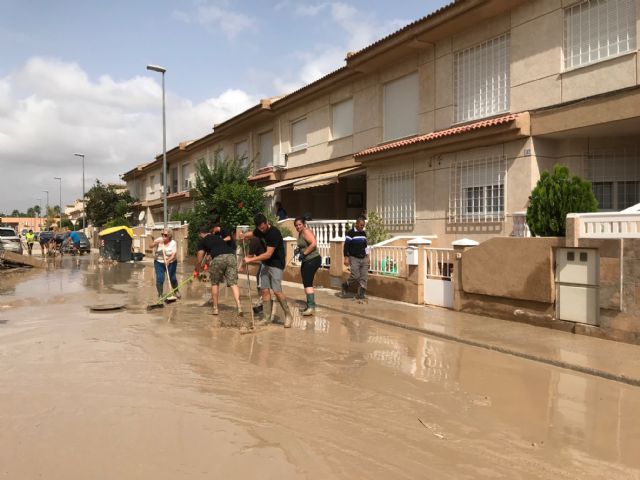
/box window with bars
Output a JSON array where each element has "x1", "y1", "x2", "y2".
[
  {"x1": 454, "y1": 34, "x2": 510, "y2": 123},
  {"x1": 564, "y1": 0, "x2": 636, "y2": 70},
  {"x1": 585, "y1": 149, "x2": 640, "y2": 210},
  {"x1": 449, "y1": 156, "x2": 507, "y2": 223},
  {"x1": 376, "y1": 170, "x2": 415, "y2": 228}
]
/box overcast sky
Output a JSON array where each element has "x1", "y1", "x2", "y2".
[{"x1": 0, "y1": 0, "x2": 450, "y2": 213}]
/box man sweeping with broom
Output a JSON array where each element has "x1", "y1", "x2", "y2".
[
  {"x1": 241, "y1": 213, "x2": 293, "y2": 328},
  {"x1": 195, "y1": 226, "x2": 246, "y2": 326}
]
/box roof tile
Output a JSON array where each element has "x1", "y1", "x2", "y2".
[{"x1": 354, "y1": 113, "x2": 519, "y2": 158}]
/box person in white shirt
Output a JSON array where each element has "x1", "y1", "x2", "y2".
[{"x1": 153, "y1": 229, "x2": 179, "y2": 299}]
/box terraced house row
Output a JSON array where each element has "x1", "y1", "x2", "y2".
[{"x1": 122, "y1": 0, "x2": 640, "y2": 246}]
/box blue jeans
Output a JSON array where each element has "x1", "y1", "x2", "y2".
[{"x1": 154, "y1": 260, "x2": 177, "y2": 296}]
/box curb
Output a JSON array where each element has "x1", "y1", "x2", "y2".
[{"x1": 318, "y1": 302, "x2": 640, "y2": 388}]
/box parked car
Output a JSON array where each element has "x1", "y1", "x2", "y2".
[
  {"x1": 0, "y1": 227, "x2": 23, "y2": 254},
  {"x1": 61, "y1": 232, "x2": 91, "y2": 255}
]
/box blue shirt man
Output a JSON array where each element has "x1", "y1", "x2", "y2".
[{"x1": 69, "y1": 231, "x2": 81, "y2": 247}]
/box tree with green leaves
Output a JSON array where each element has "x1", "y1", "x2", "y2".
[
  {"x1": 526, "y1": 164, "x2": 598, "y2": 237},
  {"x1": 178, "y1": 149, "x2": 267, "y2": 254},
  {"x1": 85, "y1": 180, "x2": 135, "y2": 228}
]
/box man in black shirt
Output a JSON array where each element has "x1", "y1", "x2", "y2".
[
  {"x1": 196, "y1": 226, "x2": 243, "y2": 319},
  {"x1": 241, "y1": 213, "x2": 293, "y2": 328},
  {"x1": 210, "y1": 221, "x2": 236, "y2": 250}
]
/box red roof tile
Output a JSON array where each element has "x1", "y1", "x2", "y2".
[{"x1": 354, "y1": 114, "x2": 519, "y2": 158}]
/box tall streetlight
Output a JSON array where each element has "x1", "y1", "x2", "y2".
[
  {"x1": 43, "y1": 190, "x2": 49, "y2": 221},
  {"x1": 54, "y1": 177, "x2": 62, "y2": 224},
  {"x1": 146, "y1": 64, "x2": 168, "y2": 227},
  {"x1": 36, "y1": 197, "x2": 42, "y2": 229},
  {"x1": 74, "y1": 153, "x2": 85, "y2": 230}
]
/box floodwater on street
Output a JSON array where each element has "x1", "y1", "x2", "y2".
[{"x1": 1, "y1": 255, "x2": 639, "y2": 479}]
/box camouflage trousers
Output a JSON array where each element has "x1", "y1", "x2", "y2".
[{"x1": 209, "y1": 253, "x2": 238, "y2": 286}]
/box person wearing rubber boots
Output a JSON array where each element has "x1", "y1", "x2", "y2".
[
  {"x1": 195, "y1": 226, "x2": 244, "y2": 319},
  {"x1": 241, "y1": 213, "x2": 293, "y2": 328},
  {"x1": 342, "y1": 215, "x2": 369, "y2": 301}
]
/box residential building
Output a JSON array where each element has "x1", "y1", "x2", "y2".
[{"x1": 123, "y1": 0, "x2": 640, "y2": 246}]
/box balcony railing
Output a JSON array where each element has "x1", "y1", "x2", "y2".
[{"x1": 306, "y1": 219, "x2": 352, "y2": 266}]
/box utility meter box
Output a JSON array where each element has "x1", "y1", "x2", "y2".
[
  {"x1": 406, "y1": 246, "x2": 419, "y2": 266},
  {"x1": 556, "y1": 248, "x2": 599, "y2": 325}
]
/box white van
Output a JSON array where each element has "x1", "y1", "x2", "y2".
[{"x1": 0, "y1": 227, "x2": 23, "y2": 254}]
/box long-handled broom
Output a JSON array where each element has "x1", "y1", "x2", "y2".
[{"x1": 239, "y1": 237, "x2": 256, "y2": 334}]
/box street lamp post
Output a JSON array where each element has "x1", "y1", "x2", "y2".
[
  {"x1": 146, "y1": 64, "x2": 168, "y2": 227},
  {"x1": 74, "y1": 153, "x2": 85, "y2": 230},
  {"x1": 43, "y1": 190, "x2": 49, "y2": 226},
  {"x1": 54, "y1": 177, "x2": 62, "y2": 225}
]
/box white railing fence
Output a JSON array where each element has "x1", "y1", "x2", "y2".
[
  {"x1": 571, "y1": 212, "x2": 640, "y2": 239},
  {"x1": 369, "y1": 245, "x2": 406, "y2": 277},
  {"x1": 425, "y1": 248, "x2": 454, "y2": 280},
  {"x1": 307, "y1": 219, "x2": 352, "y2": 266},
  {"x1": 511, "y1": 211, "x2": 531, "y2": 237}
]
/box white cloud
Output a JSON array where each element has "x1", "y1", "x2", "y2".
[
  {"x1": 0, "y1": 57, "x2": 258, "y2": 212},
  {"x1": 269, "y1": 2, "x2": 408, "y2": 93},
  {"x1": 173, "y1": 1, "x2": 256, "y2": 41}
]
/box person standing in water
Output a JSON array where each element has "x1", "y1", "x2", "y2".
[{"x1": 294, "y1": 217, "x2": 321, "y2": 316}]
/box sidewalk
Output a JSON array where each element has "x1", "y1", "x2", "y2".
[{"x1": 273, "y1": 280, "x2": 640, "y2": 387}]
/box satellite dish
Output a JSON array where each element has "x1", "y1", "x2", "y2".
[{"x1": 138, "y1": 211, "x2": 146, "y2": 222}]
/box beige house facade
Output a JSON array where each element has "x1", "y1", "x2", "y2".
[{"x1": 123, "y1": 0, "x2": 640, "y2": 246}]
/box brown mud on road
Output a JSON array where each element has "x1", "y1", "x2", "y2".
[{"x1": 1, "y1": 256, "x2": 640, "y2": 479}]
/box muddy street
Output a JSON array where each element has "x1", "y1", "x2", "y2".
[{"x1": 1, "y1": 256, "x2": 639, "y2": 479}]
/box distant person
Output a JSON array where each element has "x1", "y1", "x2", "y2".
[
  {"x1": 153, "y1": 229, "x2": 179, "y2": 299},
  {"x1": 342, "y1": 215, "x2": 369, "y2": 301},
  {"x1": 275, "y1": 202, "x2": 287, "y2": 221},
  {"x1": 25, "y1": 229, "x2": 35, "y2": 255},
  {"x1": 294, "y1": 217, "x2": 321, "y2": 316},
  {"x1": 195, "y1": 226, "x2": 243, "y2": 319},
  {"x1": 241, "y1": 213, "x2": 293, "y2": 327},
  {"x1": 69, "y1": 230, "x2": 81, "y2": 253}
]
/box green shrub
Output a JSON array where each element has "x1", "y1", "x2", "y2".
[{"x1": 526, "y1": 164, "x2": 598, "y2": 237}]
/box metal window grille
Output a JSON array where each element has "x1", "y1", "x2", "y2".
[
  {"x1": 564, "y1": 0, "x2": 636, "y2": 70},
  {"x1": 454, "y1": 33, "x2": 510, "y2": 123},
  {"x1": 377, "y1": 170, "x2": 415, "y2": 228},
  {"x1": 449, "y1": 155, "x2": 507, "y2": 223},
  {"x1": 585, "y1": 149, "x2": 640, "y2": 210}
]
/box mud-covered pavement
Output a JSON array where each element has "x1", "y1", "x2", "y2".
[{"x1": 1, "y1": 255, "x2": 639, "y2": 479}]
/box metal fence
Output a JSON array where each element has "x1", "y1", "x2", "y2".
[
  {"x1": 425, "y1": 248, "x2": 454, "y2": 280},
  {"x1": 369, "y1": 245, "x2": 406, "y2": 277}
]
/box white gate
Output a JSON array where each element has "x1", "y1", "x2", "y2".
[{"x1": 424, "y1": 248, "x2": 454, "y2": 308}]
